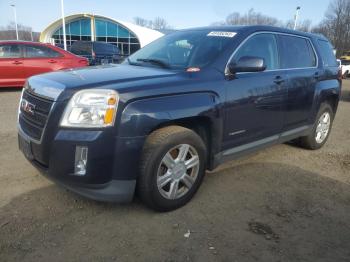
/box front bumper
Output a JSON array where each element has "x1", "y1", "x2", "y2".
[{"x1": 18, "y1": 127, "x2": 146, "y2": 203}]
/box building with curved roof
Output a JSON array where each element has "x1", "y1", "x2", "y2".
[{"x1": 40, "y1": 14, "x2": 164, "y2": 56}]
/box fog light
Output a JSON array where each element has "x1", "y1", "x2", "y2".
[{"x1": 74, "y1": 146, "x2": 88, "y2": 176}]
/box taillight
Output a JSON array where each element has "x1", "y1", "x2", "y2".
[{"x1": 79, "y1": 59, "x2": 89, "y2": 66}]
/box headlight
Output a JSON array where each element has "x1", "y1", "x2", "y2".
[{"x1": 60, "y1": 89, "x2": 119, "y2": 128}]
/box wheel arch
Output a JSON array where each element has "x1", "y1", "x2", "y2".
[{"x1": 118, "y1": 92, "x2": 223, "y2": 170}]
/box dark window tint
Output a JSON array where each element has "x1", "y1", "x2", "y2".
[
  {"x1": 94, "y1": 42, "x2": 120, "y2": 55},
  {"x1": 24, "y1": 45, "x2": 61, "y2": 58},
  {"x1": 317, "y1": 40, "x2": 338, "y2": 67},
  {"x1": 233, "y1": 33, "x2": 279, "y2": 70},
  {"x1": 70, "y1": 42, "x2": 92, "y2": 55},
  {"x1": 279, "y1": 35, "x2": 316, "y2": 69},
  {"x1": 0, "y1": 44, "x2": 21, "y2": 58}
]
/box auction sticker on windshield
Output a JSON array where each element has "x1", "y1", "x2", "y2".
[{"x1": 207, "y1": 31, "x2": 237, "y2": 37}]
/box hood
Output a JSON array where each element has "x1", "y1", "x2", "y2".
[{"x1": 26, "y1": 64, "x2": 177, "y2": 101}]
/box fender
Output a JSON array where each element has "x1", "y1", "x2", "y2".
[
  {"x1": 118, "y1": 92, "x2": 222, "y2": 138},
  {"x1": 311, "y1": 77, "x2": 340, "y2": 123}
]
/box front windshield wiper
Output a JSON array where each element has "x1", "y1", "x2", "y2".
[
  {"x1": 127, "y1": 57, "x2": 142, "y2": 66},
  {"x1": 136, "y1": 58, "x2": 170, "y2": 69}
]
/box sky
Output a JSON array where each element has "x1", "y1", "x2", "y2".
[{"x1": 0, "y1": 0, "x2": 332, "y2": 32}]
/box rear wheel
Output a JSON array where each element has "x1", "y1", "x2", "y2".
[
  {"x1": 138, "y1": 126, "x2": 206, "y2": 211},
  {"x1": 299, "y1": 103, "x2": 334, "y2": 150}
]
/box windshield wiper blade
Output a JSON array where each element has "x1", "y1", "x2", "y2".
[
  {"x1": 137, "y1": 58, "x2": 170, "y2": 68},
  {"x1": 127, "y1": 57, "x2": 142, "y2": 66}
]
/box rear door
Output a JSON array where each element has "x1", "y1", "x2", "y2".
[
  {"x1": 22, "y1": 44, "x2": 63, "y2": 78},
  {"x1": 278, "y1": 34, "x2": 319, "y2": 131},
  {"x1": 0, "y1": 44, "x2": 24, "y2": 87}
]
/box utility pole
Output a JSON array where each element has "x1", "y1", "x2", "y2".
[
  {"x1": 294, "y1": 6, "x2": 301, "y2": 30},
  {"x1": 10, "y1": 4, "x2": 19, "y2": 40},
  {"x1": 60, "y1": 0, "x2": 67, "y2": 50}
]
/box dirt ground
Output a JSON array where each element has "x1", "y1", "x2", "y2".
[{"x1": 0, "y1": 81, "x2": 350, "y2": 262}]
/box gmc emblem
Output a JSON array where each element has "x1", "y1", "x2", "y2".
[{"x1": 20, "y1": 99, "x2": 36, "y2": 115}]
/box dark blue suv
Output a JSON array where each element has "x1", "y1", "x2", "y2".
[{"x1": 18, "y1": 26, "x2": 341, "y2": 211}]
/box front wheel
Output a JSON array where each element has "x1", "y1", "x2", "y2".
[
  {"x1": 138, "y1": 126, "x2": 207, "y2": 211},
  {"x1": 299, "y1": 103, "x2": 334, "y2": 150}
]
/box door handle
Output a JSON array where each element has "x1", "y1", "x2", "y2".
[
  {"x1": 48, "y1": 60, "x2": 57, "y2": 64},
  {"x1": 274, "y1": 76, "x2": 285, "y2": 85},
  {"x1": 12, "y1": 61, "x2": 22, "y2": 65}
]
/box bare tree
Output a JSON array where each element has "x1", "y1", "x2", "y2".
[
  {"x1": 133, "y1": 17, "x2": 151, "y2": 28},
  {"x1": 285, "y1": 19, "x2": 312, "y2": 32},
  {"x1": 214, "y1": 9, "x2": 281, "y2": 26},
  {"x1": 313, "y1": 0, "x2": 350, "y2": 56},
  {"x1": 152, "y1": 17, "x2": 169, "y2": 30},
  {"x1": 0, "y1": 22, "x2": 39, "y2": 41},
  {"x1": 133, "y1": 17, "x2": 172, "y2": 30}
]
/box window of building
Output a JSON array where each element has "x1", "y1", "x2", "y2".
[{"x1": 51, "y1": 17, "x2": 141, "y2": 56}]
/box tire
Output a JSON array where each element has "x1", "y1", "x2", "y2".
[
  {"x1": 138, "y1": 126, "x2": 207, "y2": 211},
  {"x1": 299, "y1": 103, "x2": 334, "y2": 150}
]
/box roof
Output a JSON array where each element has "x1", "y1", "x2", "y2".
[
  {"x1": 40, "y1": 14, "x2": 164, "y2": 47},
  {"x1": 178, "y1": 25, "x2": 327, "y2": 40}
]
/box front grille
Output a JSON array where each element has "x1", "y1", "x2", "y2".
[{"x1": 19, "y1": 90, "x2": 54, "y2": 141}]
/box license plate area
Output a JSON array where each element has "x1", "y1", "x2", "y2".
[{"x1": 18, "y1": 134, "x2": 34, "y2": 160}]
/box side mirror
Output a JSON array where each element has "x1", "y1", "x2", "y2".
[{"x1": 228, "y1": 56, "x2": 266, "y2": 74}]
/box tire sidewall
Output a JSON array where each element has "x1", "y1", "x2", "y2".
[
  {"x1": 141, "y1": 130, "x2": 206, "y2": 211},
  {"x1": 310, "y1": 103, "x2": 334, "y2": 149}
]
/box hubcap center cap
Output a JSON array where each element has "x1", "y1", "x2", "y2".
[{"x1": 172, "y1": 163, "x2": 186, "y2": 179}]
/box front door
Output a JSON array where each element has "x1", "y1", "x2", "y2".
[{"x1": 223, "y1": 33, "x2": 288, "y2": 151}]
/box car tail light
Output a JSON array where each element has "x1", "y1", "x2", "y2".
[{"x1": 79, "y1": 59, "x2": 89, "y2": 66}]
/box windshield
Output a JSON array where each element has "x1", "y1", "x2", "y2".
[{"x1": 126, "y1": 30, "x2": 235, "y2": 70}]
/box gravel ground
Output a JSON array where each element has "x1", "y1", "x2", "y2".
[{"x1": 0, "y1": 81, "x2": 350, "y2": 262}]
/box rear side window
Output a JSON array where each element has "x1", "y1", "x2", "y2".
[
  {"x1": 71, "y1": 42, "x2": 92, "y2": 55},
  {"x1": 233, "y1": 33, "x2": 279, "y2": 70},
  {"x1": 317, "y1": 40, "x2": 338, "y2": 67},
  {"x1": 94, "y1": 42, "x2": 110, "y2": 53},
  {"x1": 24, "y1": 45, "x2": 61, "y2": 58},
  {"x1": 279, "y1": 35, "x2": 316, "y2": 69},
  {"x1": 94, "y1": 42, "x2": 119, "y2": 54},
  {"x1": 0, "y1": 44, "x2": 21, "y2": 58}
]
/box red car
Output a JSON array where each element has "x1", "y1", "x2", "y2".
[{"x1": 0, "y1": 41, "x2": 89, "y2": 88}]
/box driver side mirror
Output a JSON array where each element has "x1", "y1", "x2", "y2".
[{"x1": 228, "y1": 56, "x2": 266, "y2": 74}]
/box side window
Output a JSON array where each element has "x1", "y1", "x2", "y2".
[
  {"x1": 24, "y1": 45, "x2": 61, "y2": 58},
  {"x1": 233, "y1": 33, "x2": 279, "y2": 70},
  {"x1": 279, "y1": 35, "x2": 317, "y2": 69},
  {"x1": 317, "y1": 40, "x2": 338, "y2": 67},
  {"x1": 0, "y1": 44, "x2": 21, "y2": 58}
]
